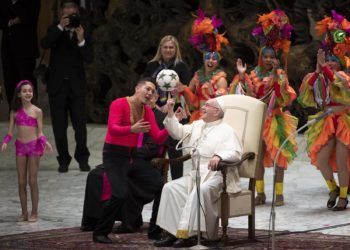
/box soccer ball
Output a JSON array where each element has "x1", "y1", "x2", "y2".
[{"x1": 156, "y1": 69, "x2": 179, "y2": 92}]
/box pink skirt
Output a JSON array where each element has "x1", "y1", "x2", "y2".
[{"x1": 15, "y1": 137, "x2": 46, "y2": 157}]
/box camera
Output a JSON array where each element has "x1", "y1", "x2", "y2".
[{"x1": 67, "y1": 13, "x2": 80, "y2": 28}]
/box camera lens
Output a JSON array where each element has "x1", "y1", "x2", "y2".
[{"x1": 68, "y1": 13, "x2": 80, "y2": 28}]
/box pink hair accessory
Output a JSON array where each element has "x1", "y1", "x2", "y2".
[{"x1": 15, "y1": 80, "x2": 33, "y2": 90}]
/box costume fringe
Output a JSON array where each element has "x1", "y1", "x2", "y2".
[
  {"x1": 307, "y1": 110, "x2": 350, "y2": 171},
  {"x1": 263, "y1": 109, "x2": 298, "y2": 169}
]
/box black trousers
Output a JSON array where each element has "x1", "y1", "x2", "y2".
[
  {"x1": 93, "y1": 143, "x2": 163, "y2": 237},
  {"x1": 48, "y1": 80, "x2": 90, "y2": 166},
  {"x1": 167, "y1": 137, "x2": 183, "y2": 180},
  {"x1": 81, "y1": 164, "x2": 106, "y2": 229}
]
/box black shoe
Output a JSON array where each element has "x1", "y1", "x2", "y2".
[
  {"x1": 112, "y1": 223, "x2": 134, "y2": 234},
  {"x1": 135, "y1": 215, "x2": 143, "y2": 228},
  {"x1": 332, "y1": 198, "x2": 348, "y2": 211},
  {"x1": 58, "y1": 164, "x2": 68, "y2": 173},
  {"x1": 79, "y1": 163, "x2": 91, "y2": 172},
  {"x1": 92, "y1": 235, "x2": 113, "y2": 244},
  {"x1": 327, "y1": 186, "x2": 340, "y2": 209},
  {"x1": 154, "y1": 234, "x2": 177, "y2": 247},
  {"x1": 148, "y1": 224, "x2": 162, "y2": 240},
  {"x1": 173, "y1": 238, "x2": 196, "y2": 248}
]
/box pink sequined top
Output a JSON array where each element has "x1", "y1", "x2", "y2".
[{"x1": 15, "y1": 108, "x2": 38, "y2": 127}]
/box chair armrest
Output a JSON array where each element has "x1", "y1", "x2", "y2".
[
  {"x1": 151, "y1": 154, "x2": 192, "y2": 168},
  {"x1": 218, "y1": 152, "x2": 255, "y2": 169},
  {"x1": 219, "y1": 152, "x2": 256, "y2": 195}
]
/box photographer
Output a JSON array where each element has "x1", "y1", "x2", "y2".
[{"x1": 41, "y1": 0, "x2": 92, "y2": 173}]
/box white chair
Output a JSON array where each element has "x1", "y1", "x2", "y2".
[
  {"x1": 217, "y1": 95, "x2": 266, "y2": 242},
  {"x1": 152, "y1": 95, "x2": 266, "y2": 243}
]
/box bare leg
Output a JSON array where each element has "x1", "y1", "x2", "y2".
[
  {"x1": 275, "y1": 167, "x2": 284, "y2": 183},
  {"x1": 28, "y1": 156, "x2": 40, "y2": 221},
  {"x1": 316, "y1": 137, "x2": 340, "y2": 208},
  {"x1": 256, "y1": 143, "x2": 266, "y2": 180},
  {"x1": 16, "y1": 156, "x2": 28, "y2": 221},
  {"x1": 275, "y1": 167, "x2": 284, "y2": 206},
  {"x1": 335, "y1": 139, "x2": 349, "y2": 187},
  {"x1": 255, "y1": 143, "x2": 266, "y2": 205},
  {"x1": 334, "y1": 139, "x2": 349, "y2": 209},
  {"x1": 316, "y1": 137, "x2": 335, "y2": 181}
]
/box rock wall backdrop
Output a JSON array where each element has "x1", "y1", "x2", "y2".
[{"x1": 2, "y1": 0, "x2": 349, "y2": 126}]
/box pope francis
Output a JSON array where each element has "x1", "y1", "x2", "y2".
[{"x1": 154, "y1": 97, "x2": 243, "y2": 248}]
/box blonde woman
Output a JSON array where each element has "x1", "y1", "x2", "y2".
[{"x1": 143, "y1": 35, "x2": 191, "y2": 180}]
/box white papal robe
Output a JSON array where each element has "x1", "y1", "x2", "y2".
[{"x1": 156, "y1": 115, "x2": 243, "y2": 240}]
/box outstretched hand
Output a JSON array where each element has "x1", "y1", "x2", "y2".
[
  {"x1": 236, "y1": 58, "x2": 247, "y2": 75},
  {"x1": 131, "y1": 119, "x2": 150, "y2": 133}
]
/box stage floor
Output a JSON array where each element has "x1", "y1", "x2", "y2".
[{"x1": 0, "y1": 122, "x2": 349, "y2": 237}]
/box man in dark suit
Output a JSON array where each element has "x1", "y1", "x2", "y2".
[
  {"x1": 41, "y1": 0, "x2": 92, "y2": 172},
  {"x1": 0, "y1": 0, "x2": 40, "y2": 106}
]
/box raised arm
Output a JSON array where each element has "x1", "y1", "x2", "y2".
[{"x1": 163, "y1": 99, "x2": 192, "y2": 140}]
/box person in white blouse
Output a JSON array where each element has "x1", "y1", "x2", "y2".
[{"x1": 154, "y1": 97, "x2": 243, "y2": 248}]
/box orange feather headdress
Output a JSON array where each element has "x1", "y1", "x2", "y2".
[
  {"x1": 316, "y1": 10, "x2": 350, "y2": 69},
  {"x1": 189, "y1": 9, "x2": 229, "y2": 54},
  {"x1": 252, "y1": 9, "x2": 293, "y2": 70}
]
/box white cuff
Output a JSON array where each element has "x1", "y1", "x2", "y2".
[
  {"x1": 78, "y1": 39, "x2": 85, "y2": 47},
  {"x1": 57, "y1": 24, "x2": 64, "y2": 31}
]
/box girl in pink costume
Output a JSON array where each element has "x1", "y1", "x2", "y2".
[{"x1": 1, "y1": 80, "x2": 52, "y2": 222}]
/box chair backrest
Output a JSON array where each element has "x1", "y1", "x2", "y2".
[{"x1": 218, "y1": 95, "x2": 266, "y2": 178}]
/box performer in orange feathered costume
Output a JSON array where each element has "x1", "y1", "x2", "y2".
[
  {"x1": 229, "y1": 9, "x2": 298, "y2": 206},
  {"x1": 177, "y1": 9, "x2": 228, "y2": 123},
  {"x1": 298, "y1": 10, "x2": 350, "y2": 211}
]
